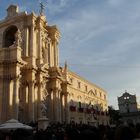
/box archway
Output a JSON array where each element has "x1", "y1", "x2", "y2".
[{"x1": 3, "y1": 25, "x2": 18, "y2": 48}]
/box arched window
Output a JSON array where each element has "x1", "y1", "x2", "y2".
[{"x1": 3, "y1": 25, "x2": 18, "y2": 48}]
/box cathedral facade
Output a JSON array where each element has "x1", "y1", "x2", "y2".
[
  {"x1": 0, "y1": 5, "x2": 109, "y2": 125},
  {"x1": 118, "y1": 91, "x2": 140, "y2": 124}
]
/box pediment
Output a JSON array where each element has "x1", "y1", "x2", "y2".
[{"x1": 88, "y1": 90, "x2": 96, "y2": 96}]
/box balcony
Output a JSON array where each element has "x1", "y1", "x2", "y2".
[{"x1": 0, "y1": 46, "x2": 22, "y2": 62}]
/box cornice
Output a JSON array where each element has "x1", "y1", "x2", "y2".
[
  {"x1": 67, "y1": 70, "x2": 107, "y2": 93},
  {"x1": 0, "y1": 12, "x2": 27, "y2": 28},
  {"x1": 68, "y1": 85, "x2": 107, "y2": 102}
]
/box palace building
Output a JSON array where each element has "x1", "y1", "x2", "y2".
[{"x1": 0, "y1": 5, "x2": 109, "y2": 125}]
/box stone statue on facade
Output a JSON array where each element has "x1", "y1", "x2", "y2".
[
  {"x1": 38, "y1": 100, "x2": 49, "y2": 130},
  {"x1": 38, "y1": 88, "x2": 49, "y2": 130},
  {"x1": 14, "y1": 29, "x2": 22, "y2": 47},
  {"x1": 40, "y1": 101, "x2": 47, "y2": 117},
  {"x1": 40, "y1": 86, "x2": 49, "y2": 117}
]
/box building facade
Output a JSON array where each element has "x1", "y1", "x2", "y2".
[
  {"x1": 66, "y1": 70, "x2": 109, "y2": 125},
  {"x1": 0, "y1": 5, "x2": 109, "y2": 125},
  {"x1": 118, "y1": 91, "x2": 140, "y2": 124},
  {"x1": 118, "y1": 91, "x2": 138, "y2": 113}
]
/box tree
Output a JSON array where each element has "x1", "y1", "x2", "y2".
[{"x1": 108, "y1": 106, "x2": 121, "y2": 125}]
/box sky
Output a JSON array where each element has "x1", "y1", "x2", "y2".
[{"x1": 0, "y1": 0, "x2": 140, "y2": 109}]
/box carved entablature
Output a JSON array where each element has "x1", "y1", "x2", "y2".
[
  {"x1": 88, "y1": 90, "x2": 96, "y2": 96},
  {"x1": 38, "y1": 63, "x2": 49, "y2": 72},
  {"x1": 35, "y1": 15, "x2": 47, "y2": 30},
  {"x1": 41, "y1": 28, "x2": 48, "y2": 42},
  {"x1": 47, "y1": 25, "x2": 60, "y2": 43},
  {"x1": 27, "y1": 79, "x2": 36, "y2": 86},
  {"x1": 0, "y1": 74, "x2": 21, "y2": 80}
]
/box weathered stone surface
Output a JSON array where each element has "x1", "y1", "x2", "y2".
[{"x1": 0, "y1": 5, "x2": 109, "y2": 126}]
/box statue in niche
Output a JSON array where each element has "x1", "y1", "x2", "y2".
[
  {"x1": 42, "y1": 40, "x2": 49, "y2": 64},
  {"x1": 42, "y1": 46, "x2": 48, "y2": 63},
  {"x1": 41, "y1": 29, "x2": 49, "y2": 63},
  {"x1": 41, "y1": 29, "x2": 48, "y2": 42},
  {"x1": 14, "y1": 29, "x2": 22, "y2": 47}
]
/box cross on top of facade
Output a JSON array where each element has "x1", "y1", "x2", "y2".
[{"x1": 39, "y1": 1, "x2": 47, "y2": 16}]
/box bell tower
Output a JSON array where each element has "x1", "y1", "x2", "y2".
[{"x1": 0, "y1": 5, "x2": 26, "y2": 122}]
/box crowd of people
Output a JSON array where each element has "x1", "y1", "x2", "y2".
[{"x1": 0, "y1": 122, "x2": 140, "y2": 140}]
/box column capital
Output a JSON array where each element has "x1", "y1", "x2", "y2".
[
  {"x1": 61, "y1": 92, "x2": 69, "y2": 96},
  {"x1": 28, "y1": 80, "x2": 36, "y2": 86},
  {"x1": 52, "y1": 87, "x2": 62, "y2": 93},
  {"x1": 12, "y1": 74, "x2": 22, "y2": 82}
]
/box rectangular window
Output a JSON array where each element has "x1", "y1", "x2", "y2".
[
  {"x1": 78, "y1": 81, "x2": 81, "y2": 88},
  {"x1": 95, "y1": 89, "x2": 97, "y2": 96},
  {"x1": 104, "y1": 94, "x2": 106, "y2": 100},
  {"x1": 85, "y1": 85, "x2": 87, "y2": 92},
  {"x1": 70, "y1": 78, "x2": 73, "y2": 84},
  {"x1": 100, "y1": 92, "x2": 102, "y2": 98}
]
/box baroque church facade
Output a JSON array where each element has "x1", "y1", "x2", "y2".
[
  {"x1": 118, "y1": 91, "x2": 140, "y2": 124},
  {"x1": 0, "y1": 5, "x2": 109, "y2": 125}
]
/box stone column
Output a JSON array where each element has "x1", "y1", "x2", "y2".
[
  {"x1": 51, "y1": 89, "x2": 56, "y2": 121},
  {"x1": 66, "y1": 93, "x2": 70, "y2": 123},
  {"x1": 37, "y1": 82, "x2": 43, "y2": 119},
  {"x1": 24, "y1": 27, "x2": 29, "y2": 56},
  {"x1": 53, "y1": 88, "x2": 61, "y2": 122},
  {"x1": 49, "y1": 43, "x2": 52, "y2": 67},
  {"x1": 39, "y1": 30, "x2": 43, "y2": 61},
  {"x1": 61, "y1": 94, "x2": 64, "y2": 122},
  {"x1": 34, "y1": 85, "x2": 38, "y2": 121},
  {"x1": 30, "y1": 23, "x2": 35, "y2": 57},
  {"x1": 9, "y1": 80, "x2": 14, "y2": 119},
  {"x1": 22, "y1": 84, "x2": 28, "y2": 122},
  {"x1": 54, "y1": 42, "x2": 59, "y2": 67},
  {"x1": 54, "y1": 42, "x2": 56, "y2": 67},
  {"x1": 0, "y1": 77, "x2": 3, "y2": 122},
  {"x1": 48, "y1": 90, "x2": 53, "y2": 121},
  {"x1": 12, "y1": 77, "x2": 20, "y2": 119},
  {"x1": 28, "y1": 81, "x2": 35, "y2": 122},
  {"x1": 36, "y1": 26, "x2": 44, "y2": 65},
  {"x1": 64, "y1": 93, "x2": 68, "y2": 123},
  {"x1": 58, "y1": 90, "x2": 62, "y2": 122},
  {"x1": 1, "y1": 77, "x2": 9, "y2": 122}
]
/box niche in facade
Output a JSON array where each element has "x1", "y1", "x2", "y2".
[{"x1": 3, "y1": 25, "x2": 18, "y2": 48}]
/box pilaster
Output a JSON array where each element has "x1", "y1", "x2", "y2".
[
  {"x1": 12, "y1": 76, "x2": 20, "y2": 119},
  {"x1": 30, "y1": 14, "x2": 36, "y2": 58},
  {"x1": 47, "y1": 25, "x2": 60, "y2": 67},
  {"x1": 37, "y1": 81, "x2": 43, "y2": 119},
  {"x1": 64, "y1": 93, "x2": 68, "y2": 123},
  {"x1": 28, "y1": 80, "x2": 35, "y2": 122},
  {"x1": 36, "y1": 16, "x2": 47, "y2": 65},
  {"x1": 52, "y1": 88, "x2": 62, "y2": 122},
  {"x1": 24, "y1": 26, "x2": 29, "y2": 56},
  {"x1": 0, "y1": 78, "x2": 3, "y2": 122}
]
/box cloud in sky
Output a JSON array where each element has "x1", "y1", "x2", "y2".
[
  {"x1": 51, "y1": 0, "x2": 140, "y2": 108},
  {"x1": 1, "y1": 0, "x2": 140, "y2": 109}
]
